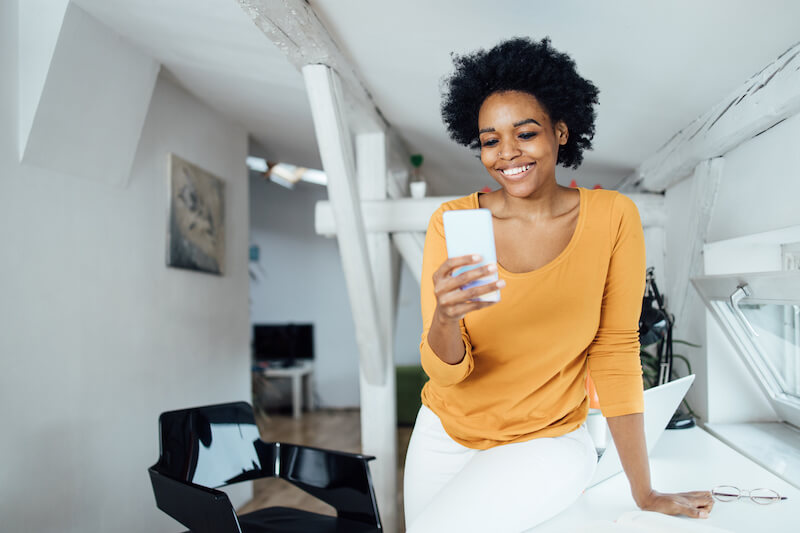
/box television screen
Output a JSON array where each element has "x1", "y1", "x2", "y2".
[{"x1": 252, "y1": 324, "x2": 313, "y2": 362}]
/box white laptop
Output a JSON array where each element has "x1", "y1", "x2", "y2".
[{"x1": 588, "y1": 374, "x2": 695, "y2": 487}]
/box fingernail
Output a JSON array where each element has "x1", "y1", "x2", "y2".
[
  {"x1": 472, "y1": 254, "x2": 481, "y2": 261},
  {"x1": 699, "y1": 511, "x2": 708, "y2": 519},
  {"x1": 487, "y1": 263, "x2": 497, "y2": 272},
  {"x1": 497, "y1": 280, "x2": 506, "y2": 288}
]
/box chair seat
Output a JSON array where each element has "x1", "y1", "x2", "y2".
[{"x1": 180, "y1": 506, "x2": 380, "y2": 533}]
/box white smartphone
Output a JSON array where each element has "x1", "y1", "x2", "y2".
[{"x1": 442, "y1": 208, "x2": 500, "y2": 302}]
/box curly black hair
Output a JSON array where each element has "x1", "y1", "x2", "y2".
[{"x1": 441, "y1": 37, "x2": 599, "y2": 169}]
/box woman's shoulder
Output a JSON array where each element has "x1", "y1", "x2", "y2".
[
  {"x1": 427, "y1": 192, "x2": 480, "y2": 233},
  {"x1": 439, "y1": 192, "x2": 479, "y2": 212},
  {"x1": 584, "y1": 188, "x2": 640, "y2": 217}
]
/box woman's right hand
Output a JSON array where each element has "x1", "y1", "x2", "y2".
[{"x1": 432, "y1": 254, "x2": 505, "y2": 323}]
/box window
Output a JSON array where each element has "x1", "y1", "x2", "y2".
[{"x1": 692, "y1": 271, "x2": 800, "y2": 427}]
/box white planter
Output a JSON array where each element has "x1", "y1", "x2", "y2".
[{"x1": 410, "y1": 181, "x2": 427, "y2": 198}]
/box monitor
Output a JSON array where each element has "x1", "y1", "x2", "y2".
[{"x1": 252, "y1": 323, "x2": 314, "y2": 363}]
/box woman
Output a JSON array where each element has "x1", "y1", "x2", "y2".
[{"x1": 403, "y1": 37, "x2": 714, "y2": 532}]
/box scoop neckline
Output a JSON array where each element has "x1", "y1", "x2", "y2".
[{"x1": 473, "y1": 187, "x2": 586, "y2": 278}]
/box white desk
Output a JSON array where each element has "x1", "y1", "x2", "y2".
[
  {"x1": 531, "y1": 427, "x2": 800, "y2": 532},
  {"x1": 260, "y1": 360, "x2": 314, "y2": 419}
]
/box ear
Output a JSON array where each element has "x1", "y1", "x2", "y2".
[{"x1": 555, "y1": 121, "x2": 569, "y2": 146}]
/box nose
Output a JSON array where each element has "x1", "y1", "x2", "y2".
[{"x1": 497, "y1": 137, "x2": 521, "y2": 159}]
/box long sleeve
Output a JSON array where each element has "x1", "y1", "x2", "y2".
[
  {"x1": 587, "y1": 193, "x2": 647, "y2": 417},
  {"x1": 418, "y1": 207, "x2": 475, "y2": 387}
]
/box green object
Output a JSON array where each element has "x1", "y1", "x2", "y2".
[
  {"x1": 396, "y1": 365, "x2": 429, "y2": 425},
  {"x1": 410, "y1": 154, "x2": 424, "y2": 168}
]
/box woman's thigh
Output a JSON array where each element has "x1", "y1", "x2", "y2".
[
  {"x1": 405, "y1": 418, "x2": 597, "y2": 533},
  {"x1": 403, "y1": 405, "x2": 478, "y2": 525}
]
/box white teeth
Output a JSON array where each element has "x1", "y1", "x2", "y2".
[{"x1": 500, "y1": 164, "x2": 532, "y2": 176}]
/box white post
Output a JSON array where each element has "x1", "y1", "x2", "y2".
[
  {"x1": 356, "y1": 131, "x2": 399, "y2": 533},
  {"x1": 302, "y1": 64, "x2": 386, "y2": 385}
]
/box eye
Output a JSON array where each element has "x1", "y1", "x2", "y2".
[
  {"x1": 519, "y1": 132, "x2": 537, "y2": 140},
  {"x1": 481, "y1": 139, "x2": 498, "y2": 147}
]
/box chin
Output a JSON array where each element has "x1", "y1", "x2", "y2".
[{"x1": 499, "y1": 179, "x2": 540, "y2": 197}]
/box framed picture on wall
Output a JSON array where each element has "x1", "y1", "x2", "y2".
[{"x1": 166, "y1": 153, "x2": 225, "y2": 275}]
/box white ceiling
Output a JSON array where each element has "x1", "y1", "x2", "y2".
[{"x1": 74, "y1": 0, "x2": 800, "y2": 194}]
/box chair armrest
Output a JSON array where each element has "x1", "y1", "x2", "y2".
[
  {"x1": 263, "y1": 443, "x2": 381, "y2": 528},
  {"x1": 148, "y1": 467, "x2": 240, "y2": 533}
]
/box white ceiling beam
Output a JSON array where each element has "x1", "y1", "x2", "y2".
[
  {"x1": 315, "y1": 193, "x2": 666, "y2": 235},
  {"x1": 620, "y1": 42, "x2": 800, "y2": 193},
  {"x1": 668, "y1": 158, "x2": 724, "y2": 329},
  {"x1": 236, "y1": 0, "x2": 413, "y2": 190},
  {"x1": 316, "y1": 197, "x2": 458, "y2": 236},
  {"x1": 303, "y1": 63, "x2": 386, "y2": 385},
  {"x1": 392, "y1": 232, "x2": 426, "y2": 285},
  {"x1": 237, "y1": 0, "x2": 384, "y2": 133}
]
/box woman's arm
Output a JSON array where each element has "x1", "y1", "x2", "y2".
[
  {"x1": 606, "y1": 413, "x2": 714, "y2": 518},
  {"x1": 427, "y1": 256, "x2": 504, "y2": 365}
]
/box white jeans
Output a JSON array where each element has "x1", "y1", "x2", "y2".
[{"x1": 403, "y1": 405, "x2": 597, "y2": 533}]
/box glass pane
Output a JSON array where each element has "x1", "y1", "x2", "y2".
[{"x1": 739, "y1": 302, "x2": 800, "y2": 398}]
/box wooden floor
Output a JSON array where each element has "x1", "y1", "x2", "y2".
[{"x1": 238, "y1": 408, "x2": 414, "y2": 532}]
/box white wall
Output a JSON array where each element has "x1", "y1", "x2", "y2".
[
  {"x1": 248, "y1": 177, "x2": 423, "y2": 407},
  {"x1": 0, "y1": 2, "x2": 251, "y2": 531},
  {"x1": 664, "y1": 111, "x2": 800, "y2": 425}
]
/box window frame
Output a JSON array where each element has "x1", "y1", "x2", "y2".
[{"x1": 692, "y1": 270, "x2": 800, "y2": 427}]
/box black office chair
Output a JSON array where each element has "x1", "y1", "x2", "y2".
[{"x1": 148, "y1": 401, "x2": 382, "y2": 532}]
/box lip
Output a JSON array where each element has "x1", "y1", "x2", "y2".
[{"x1": 496, "y1": 162, "x2": 535, "y2": 181}]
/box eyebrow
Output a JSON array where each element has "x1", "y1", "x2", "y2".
[{"x1": 478, "y1": 118, "x2": 542, "y2": 134}]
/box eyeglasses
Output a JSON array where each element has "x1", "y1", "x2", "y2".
[{"x1": 712, "y1": 485, "x2": 788, "y2": 505}]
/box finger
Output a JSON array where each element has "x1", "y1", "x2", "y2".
[
  {"x1": 433, "y1": 255, "x2": 475, "y2": 285},
  {"x1": 438, "y1": 279, "x2": 504, "y2": 310},
  {"x1": 437, "y1": 254, "x2": 482, "y2": 279},
  {"x1": 464, "y1": 279, "x2": 505, "y2": 301},
  {"x1": 436, "y1": 263, "x2": 497, "y2": 296},
  {"x1": 447, "y1": 300, "x2": 496, "y2": 317},
  {"x1": 684, "y1": 491, "x2": 715, "y2": 508},
  {"x1": 679, "y1": 502, "x2": 710, "y2": 519},
  {"x1": 453, "y1": 262, "x2": 497, "y2": 284}
]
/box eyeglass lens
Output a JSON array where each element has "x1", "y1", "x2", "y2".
[
  {"x1": 750, "y1": 488, "x2": 781, "y2": 505},
  {"x1": 712, "y1": 485, "x2": 782, "y2": 504},
  {"x1": 712, "y1": 485, "x2": 740, "y2": 502}
]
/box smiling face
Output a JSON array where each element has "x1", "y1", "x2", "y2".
[{"x1": 478, "y1": 90, "x2": 568, "y2": 197}]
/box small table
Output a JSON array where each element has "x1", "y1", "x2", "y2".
[
  {"x1": 530, "y1": 427, "x2": 800, "y2": 531},
  {"x1": 260, "y1": 360, "x2": 315, "y2": 419}
]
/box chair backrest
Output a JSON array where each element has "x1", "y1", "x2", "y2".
[
  {"x1": 149, "y1": 401, "x2": 382, "y2": 531},
  {"x1": 154, "y1": 401, "x2": 266, "y2": 488}
]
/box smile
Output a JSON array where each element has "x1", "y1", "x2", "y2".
[{"x1": 499, "y1": 163, "x2": 534, "y2": 177}]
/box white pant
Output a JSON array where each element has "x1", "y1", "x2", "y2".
[{"x1": 403, "y1": 405, "x2": 597, "y2": 533}]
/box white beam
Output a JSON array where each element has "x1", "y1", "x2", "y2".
[
  {"x1": 302, "y1": 64, "x2": 386, "y2": 385},
  {"x1": 237, "y1": 0, "x2": 383, "y2": 133},
  {"x1": 315, "y1": 193, "x2": 666, "y2": 235},
  {"x1": 668, "y1": 158, "x2": 724, "y2": 327},
  {"x1": 235, "y1": 0, "x2": 413, "y2": 189},
  {"x1": 392, "y1": 232, "x2": 426, "y2": 285},
  {"x1": 356, "y1": 132, "x2": 399, "y2": 533},
  {"x1": 316, "y1": 197, "x2": 458, "y2": 236},
  {"x1": 621, "y1": 42, "x2": 800, "y2": 192}
]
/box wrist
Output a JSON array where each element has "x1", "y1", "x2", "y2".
[
  {"x1": 633, "y1": 488, "x2": 657, "y2": 508},
  {"x1": 433, "y1": 307, "x2": 458, "y2": 328}
]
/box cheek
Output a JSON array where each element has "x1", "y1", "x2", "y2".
[{"x1": 479, "y1": 149, "x2": 493, "y2": 168}]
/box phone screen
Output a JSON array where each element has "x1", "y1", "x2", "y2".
[{"x1": 442, "y1": 209, "x2": 500, "y2": 302}]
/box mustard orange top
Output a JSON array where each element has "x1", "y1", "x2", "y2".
[{"x1": 419, "y1": 188, "x2": 646, "y2": 449}]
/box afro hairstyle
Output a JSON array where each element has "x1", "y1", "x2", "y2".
[{"x1": 441, "y1": 37, "x2": 599, "y2": 169}]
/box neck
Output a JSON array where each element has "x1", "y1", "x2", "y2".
[{"x1": 495, "y1": 179, "x2": 570, "y2": 221}]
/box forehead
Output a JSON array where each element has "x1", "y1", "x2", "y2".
[{"x1": 477, "y1": 90, "x2": 550, "y2": 128}]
